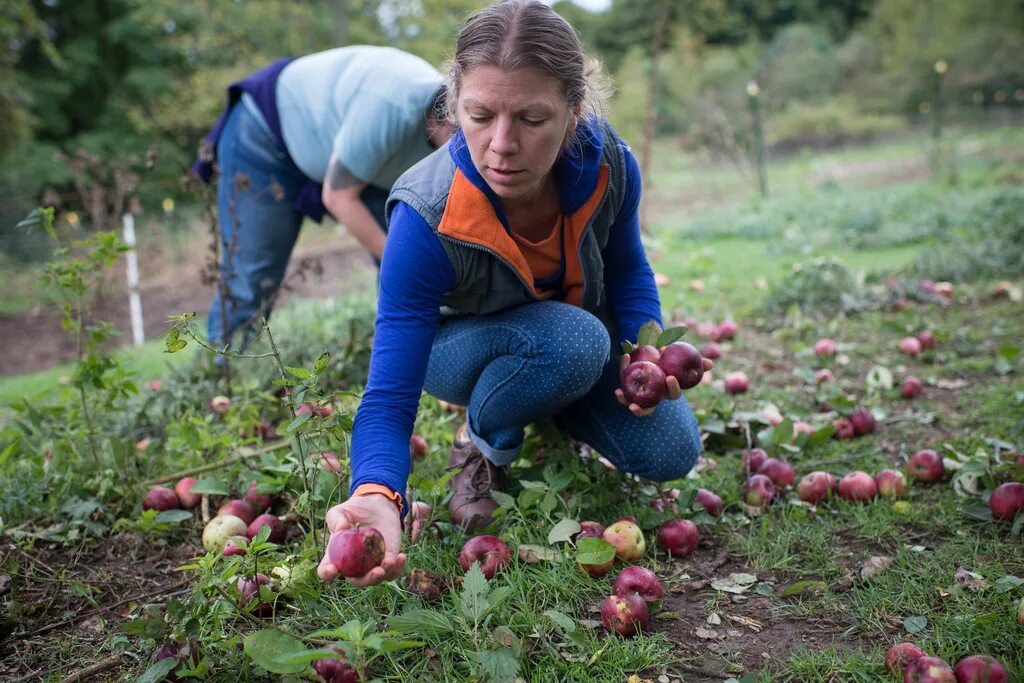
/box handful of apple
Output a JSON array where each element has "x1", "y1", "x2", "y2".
[{"x1": 618, "y1": 321, "x2": 709, "y2": 411}]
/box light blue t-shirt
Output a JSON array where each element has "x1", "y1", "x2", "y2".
[{"x1": 276, "y1": 46, "x2": 441, "y2": 188}]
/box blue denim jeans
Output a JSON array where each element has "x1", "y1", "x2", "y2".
[
  {"x1": 422, "y1": 301, "x2": 701, "y2": 482},
  {"x1": 207, "y1": 100, "x2": 388, "y2": 345}
]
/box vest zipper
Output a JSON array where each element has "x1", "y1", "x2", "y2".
[{"x1": 437, "y1": 234, "x2": 542, "y2": 298}]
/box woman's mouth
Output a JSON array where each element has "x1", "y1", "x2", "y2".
[{"x1": 488, "y1": 167, "x2": 522, "y2": 184}]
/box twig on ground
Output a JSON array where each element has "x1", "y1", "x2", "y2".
[
  {"x1": 62, "y1": 655, "x2": 122, "y2": 682},
  {"x1": 141, "y1": 439, "x2": 291, "y2": 486}
]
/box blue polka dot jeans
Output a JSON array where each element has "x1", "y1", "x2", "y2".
[{"x1": 422, "y1": 300, "x2": 701, "y2": 482}]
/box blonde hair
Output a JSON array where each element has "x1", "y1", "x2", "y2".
[{"x1": 441, "y1": 0, "x2": 611, "y2": 144}]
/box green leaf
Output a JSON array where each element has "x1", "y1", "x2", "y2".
[
  {"x1": 373, "y1": 638, "x2": 425, "y2": 654},
  {"x1": 491, "y1": 491, "x2": 516, "y2": 511},
  {"x1": 903, "y1": 616, "x2": 927, "y2": 634},
  {"x1": 547, "y1": 470, "x2": 574, "y2": 492},
  {"x1": 781, "y1": 580, "x2": 826, "y2": 597},
  {"x1": 543, "y1": 610, "x2": 576, "y2": 633},
  {"x1": 136, "y1": 658, "x2": 179, "y2": 683},
  {"x1": 155, "y1": 509, "x2": 193, "y2": 524},
  {"x1": 806, "y1": 423, "x2": 835, "y2": 445},
  {"x1": 576, "y1": 537, "x2": 615, "y2": 565},
  {"x1": 539, "y1": 492, "x2": 558, "y2": 515},
  {"x1": 547, "y1": 518, "x2": 581, "y2": 545},
  {"x1": 314, "y1": 352, "x2": 331, "y2": 374},
  {"x1": 121, "y1": 616, "x2": 168, "y2": 640},
  {"x1": 387, "y1": 609, "x2": 456, "y2": 637},
  {"x1": 282, "y1": 411, "x2": 313, "y2": 434},
  {"x1": 993, "y1": 575, "x2": 1023, "y2": 593},
  {"x1": 772, "y1": 418, "x2": 794, "y2": 446},
  {"x1": 187, "y1": 478, "x2": 229, "y2": 496},
  {"x1": 477, "y1": 647, "x2": 520, "y2": 682},
  {"x1": 656, "y1": 325, "x2": 688, "y2": 347},
  {"x1": 460, "y1": 563, "x2": 491, "y2": 622},
  {"x1": 285, "y1": 365, "x2": 311, "y2": 379},
  {"x1": 518, "y1": 480, "x2": 546, "y2": 491},
  {"x1": 243, "y1": 629, "x2": 309, "y2": 674},
  {"x1": 636, "y1": 319, "x2": 663, "y2": 347}
]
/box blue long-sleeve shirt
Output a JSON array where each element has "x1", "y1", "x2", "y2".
[{"x1": 348, "y1": 141, "x2": 662, "y2": 513}]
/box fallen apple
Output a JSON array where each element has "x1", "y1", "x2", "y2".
[
  {"x1": 620, "y1": 360, "x2": 667, "y2": 408},
  {"x1": 816, "y1": 368, "x2": 834, "y2": 383},
  {"x1": 908, "y1": 449, "x2": 944, "y2": 483},
  {"x1": 142, "y1": 487, "x2": 181, "y2": 512},
  {"x1": 717, "y1": 320, "x2": 739, "y2": 340},
  {"x1": 989, "y1": 482, "x2": 1024, "y2": 522},
  {"x1": 311, "y1": 644, "x2": 360, "y2": 683},
  {"x1": 245, "y1": 481, "x2": 273, "y2": 513},
  {"x1": 743, "y1": 448, "x2": 768, "y2": 474},
  {"x1": 657, "y1": 342, "x2": 705, "y2": 390},
  {"x1": 814, "y1": 338, "x2": 837, "y2": 356},
  {"x1": 153, "y1": 641, "x2": 199, "y2": 683},
  {"x1": 838, "y1": 471, "x2": 877, "y2": 502},
  {"x1": 218, "y1": 499, "x2": 256, "y2": 525},
  {"x1": 578, "y1": 554, "x2": 614, "y2": 578},
  {"x1": 901, "y1": 376, "x2": 924, "y2": 399},
  {"x1": 247, "y1": 513, "x2": 286, "y2": 543},
  {"x1": 885, "y1": 642, "x2": 927, "y2": 676},
  {"x1": 574, "y1": 520, "x2": 606, "y2": 541},
  {"x1": 953, "y1": 655, "x2": 1007, "y2": 683},
  {"x1": 798, "y1": 471, "x2": 836, "y2": 504},
  {"x1": 916, "y1": 330, "x2": 936, "y2": 350},
  {"x1": 327, "y1": 526, "x2": 386, "y2": 578},
  {"x1": 724, "y1": 371, "x2": 749, "y2": 395},
  {"x1": 236, "y1": 573, "x2": 274, "y2": 617},
  {"x1": 875, "y1": 469, "x2": 908, "y2": 499},
  {"x1": 656, "y1": 519, "x2": 699, "y2": 557},
  {"x1": 833, "y1": 418, "x2": 855, "y2": 440},
  {"x1": 175, "y1": 477, "x2": 201, "y2": 509},
  {"x1": 700, "y1": 341, "x2": 721, "y2": 361},
  {"x1": 612, "y1": 566, "x2": 663, "y2": 603},
  {"x1": 900, "y1": 336, "x2": 923, "y2": 357},
  {"x1": 405, "y1": 568, "x2": 448, "y2": 601},
  {"x1": 905, "y1": 656, "x2": 956, "y2": 682},
  {"x1": 223, "y1": 536, "x2": 248, "y2": 556},
  {"x1": 759, "y1": 458, "x2": 795, "y2": 488},
  {"x1": 743, "y1": 474, "x2": 775, "y2": 506},
  {"x1": 202, "y1": 515, "x2": 248, "y2": 553},
  {"x1": 209, "y1": 395, "x2": 231, "y2": 413},
  {"x1": 850, "y1": 408, "x2": 876, "y2": 436},
  {"x1": 695, "y1": 488, "x2": 724, "y2": 516},
  {"x1": 458, "y1": 535, "x2": 511, "y2": 579},
  {"x1": 601, "y1": 593, "x2": 649, "y2": 637},
  {"x1": 603, "y1": 520, "x2": 646, "y2": 562}
]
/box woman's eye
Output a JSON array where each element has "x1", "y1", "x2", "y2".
[
  {"x1": 469, "y1": 114, "x2": 491, "y2": 124},
  {"x1": 523, "y1": 118, "x2": 545, "y2": 127}
]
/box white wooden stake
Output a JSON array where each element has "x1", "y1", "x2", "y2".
[{"x1": 122, "y1": 212, "x2": 145, "y2": 347}]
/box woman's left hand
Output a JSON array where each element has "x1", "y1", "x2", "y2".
[{"x1": 615, "y1": 353, "x2": 714, "y2": 417}]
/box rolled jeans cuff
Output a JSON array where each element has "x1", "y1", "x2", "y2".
[{"x1": 467, "y1": 421, "x2": 521, "y2": 467}]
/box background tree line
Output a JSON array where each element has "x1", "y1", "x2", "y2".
[{"x1": 1, "y1": 0, "x2": 1021, "y2": 250}]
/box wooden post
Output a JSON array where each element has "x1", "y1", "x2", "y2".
[{"x1": 122, "y1": 212, "x2": 145, "y2": 347}]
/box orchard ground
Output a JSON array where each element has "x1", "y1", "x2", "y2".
[{"x1": 1, "y1": 125, "x2": 1023, "y2": 682}]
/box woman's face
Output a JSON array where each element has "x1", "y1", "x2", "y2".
[{"x1": 457, "y1": 65, "x2": 576, "y2": 207}]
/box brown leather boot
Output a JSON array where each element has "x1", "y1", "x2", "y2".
[{"x1": 446, "y1": 431, "x2": 509, "y2": 532}]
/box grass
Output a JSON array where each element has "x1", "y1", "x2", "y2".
[{"x1": 1, "y1": 129, "x2": 1023, "y2": 682}]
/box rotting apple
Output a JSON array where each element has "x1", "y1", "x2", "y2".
[
  {"x1": 989, "y1": 482, "x2": 1024, "y2": 522},
  {"x1": 223, "y1": 536, "x2": 248, "y2": 557},
  {"x1": 311, "y1": 644, "x2": 360, "y2": 683},
  {"x1": 838, "y1": 471, "x2": 877, "y2": 502},
  {"x1": 405, "y1": 568, "x2": 448, "y2": 601},
  {"x1": 743, "y1": 474, "x2": 775, "y2": 506},
  {"x1": 603, "y1": 520, "x2": 646, "y2": 562},
  {"x1": 202, "y1": 515, "x2": 248, "y2": 553},
  {"x1": 656, "y1": 519, "x2": 699, "y2": 557},
  {"x1": 850, "y1": 408, "x2": 876, "y2": 436},
  {"x1": 328, "y1": 526, "x2": 386, "y2": 579},
  {"x1": 458, "y1": 535, "x2": 511, "y2": 579},
  {"x1": 658, "y1": 342, "x2": 705, "y2": 390},
  {"x1": 620, "y1": 360, "x2": 668, "y2": 408},
  {"x1": 612, "y1": 566, "x2": 663, "y2": 602},
  {"x1": 905, "y1": 656, "x2": 956, "y2": 682},
  {"x1": 885, "y1": 642, "x2": 927, "y2": 676},
  {"x1": 601, "y1": 593, "x2": 649, "y2": 637},
  {"x1": 833, "y1": 418, "x2": 855, "y2": 440},
  {"x1": 142, "y1": 487, "x2": 181, "y2": 512},
  {"x1": 908, "y1": 449, "x2": 944, "y2": 483}
]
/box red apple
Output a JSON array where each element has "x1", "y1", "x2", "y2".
[
  {"x1": 409, "y1": 434, "x2": 429, "y2": 459},
  {"x1": 759, "y1": 458, "x2": 795, "y2": 488},
  {"x1": 202, "y1": 514, "x2": 248, "y2": 553},
  {"x1": 311, "y1": 644, "x2": 360, "y2": 683},
  {"x1": 175, "y1": 478, "x2": 200, "y2": 509},
  {"x1": 906, "y1": 656, "x2": 956, "y2": 682},
  {"x1": 328, "y1": 526, "x2": 386, "y2": 578},
  {"x1": 620, "y1": 361, "x2": 668, "y2": 408},
  {"x1": 603, "y1": 520, "x2": 646, "y2": 562},
  {"x1": 743, "y1": 474, "x2": 775, "y2": 506},
  {"x1": 218, "y1": 499, "x2": 256, "y2": 525},
  {"x1": 657, "y1": 342, "x2": 705, "y2": 390},
  {"x1": 908, "y1": 449, "x2": 944, "y2": 483},
  {"x1": 833, "y1": 418, "x2": 855, "y2": 440},
  {"x1": 223, "y1": 536, "x2": 248, "y2": 556},
  {"x1": 142, "y1": 487, "x2": 181, "y2": 512},
  {"x1": 901, "y1": 337, "x2": 923, "y2": 357},
  {"x1": 850, "y1": 408, "x2": 876, "y2": 436},
  {"x1": 954, "y1": 655, "x2": 1007, "y2": 683},
  {"x1": 695, "y1": 488, "x2": 724, "y2": 516},
  {"x1": 245, "y1": 481, "x2": 273, "y2": 513},
  {"x1": 989, "y1": 482, "x2": 1024, "y2": 521},
  {"x1": 247, "y1": 513, "x2": 286, "y2": 543},
  {"x1": 875, "y1": 469, "x2": 908, "y2": 499},
  {"x1": 458, "y1": 535, "x2": 511, "y2": 579},
  {"x1": 743, "y1": 448, "x2": 768, "y2": 473},
  {"x1": 886, "y1": 642, "x2": 927, "y2": 675},
  {"x1": 601, "y1": 593, "x2": 649, "y2": 637},
  {"x1": 656, "y1": 519, "x2": 699, "y2": 557},
  {"x1": 153, "y1": 641, "x2": 199, "y2": 683},
  {"x1": 578, "y1": 555, "x2": 614, "y2": 578},
  {"x1": 798, "y1": 471, "x2": 836, "y2": 504},
  {"x1": 916, "y1": 330, "x2": 936, "y2": 350},
  {"x1": 629, "y1": 344, "x2": 661, "y2": 364},
  {"x1": 146, "y1": 380, "x2": 162, "y2": 391},
  {"x1": 209, "y1": 395, "x2": 231, "y2": 413},
  {"x1": 792, "y1": 421, "x2": 814, "y2": 440},
  {"x1": 993, "y1": 281, "x2": 1014, "y2": 298},
  {"x1": 816, "y1": 368, "x2": 834, "y2": 383},
  {"x1": 838, "y1": 471, "x2": 877, "y2": 502},
  {"x1": 700, "y1": 341, "x2": 721, "y2": 361},
  {"x1": 697, "y1": 322, "x2": 718, "y2": 338},
  {"x1": 933, "y1": 282, "x2": 954, "y2": 298},
  {"x1": 310, "y1": 451, "x2": 341, "y2": 474},
  {"x1": 575, "y1": 520, "x2": 606, "y2": 541},
  {"x1": 724, "y1": 371, "x2": 749, "y2": 395},
  {"x1": 717, "y1": 320, "x2": 739, "y2": 340},
  {"x1": 901, "y1": 376, "x2": 924, "y2": 399},
  {"x1": 612, "y1": 566, "x2": 663, "y2": 602},
  {"x1": 236, "y1": 573, "x2": 274, "y2": 616},
  {"x1": 814, "y1": 338, "x2": 837, "y2": 356}
]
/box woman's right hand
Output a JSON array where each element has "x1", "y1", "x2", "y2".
[{"x1": 317, "y1": 493, "x2": 406, "y2": 587}]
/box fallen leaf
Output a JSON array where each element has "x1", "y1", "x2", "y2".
[
  {"x1": 578, "y1": 619, "x2": 603, "y2": 629},
  {"x1": 860, "y1": 555, "x2": 894, "y2": 580},
  {"x1": 518, "y1": 544, "x2": 564, "y2": 564},
  {"x1": 695, "y1": 627, "x2": 719, "y2": 640},
  {"x1": 706, "y1": 612, "x2": 722, "y2": 625},
  {"x1": 782, "y1": 579, "x2": 827, "y2": 597},
  {"x1": 953, "y1": 567, "x2": 989, "y2": 592},
  {"x1": 935, "y1": 378, "x2": 969, "y2": 390},
  {"x1": 711, "y1": 573, "x2": 758, "y2": 594}
]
